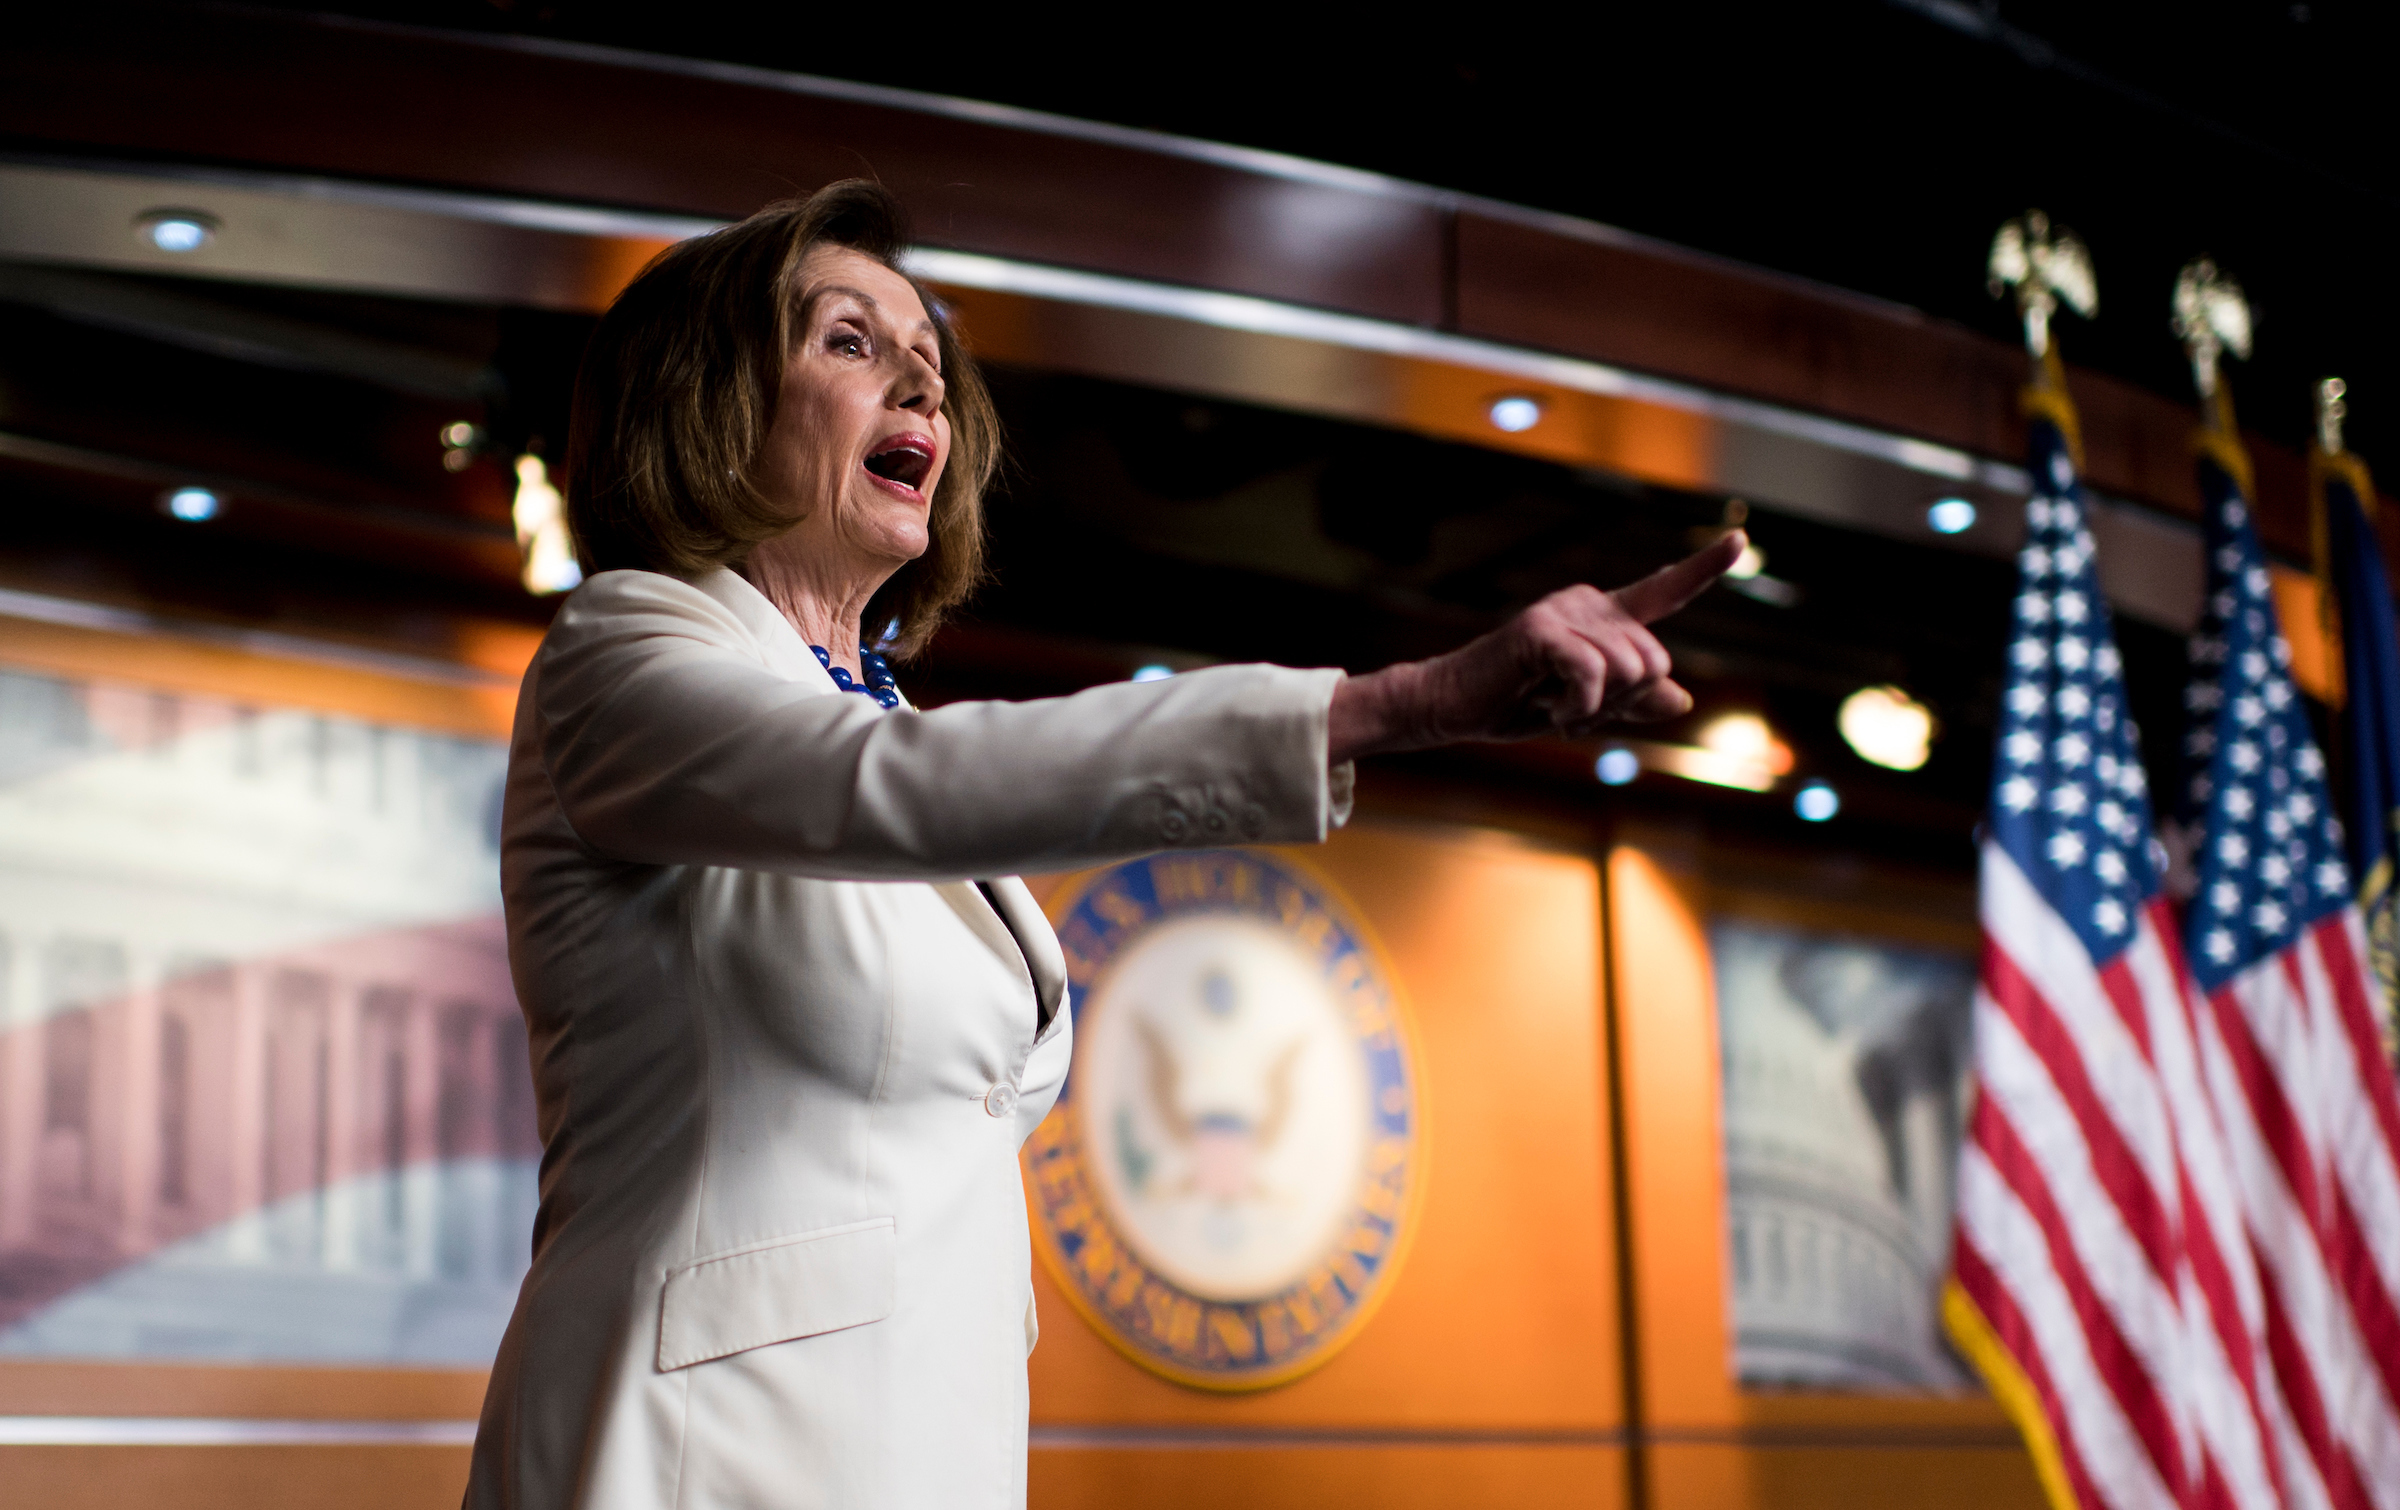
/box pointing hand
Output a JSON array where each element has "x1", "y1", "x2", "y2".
[{"x1": 1327, "y1": 532, "x2": 1745, "y2": 761}]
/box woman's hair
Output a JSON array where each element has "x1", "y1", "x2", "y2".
[{"x1": 563, "y1": 179, "x2": 998, "y2": 658}]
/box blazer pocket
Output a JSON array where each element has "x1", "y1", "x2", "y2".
[{"x1": 656, "y1": 1217, "x2": 895, "y2": 1371}]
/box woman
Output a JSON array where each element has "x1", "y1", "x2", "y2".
[{"x1": 468, "y1": 180, "x2": 1737, "y2": 1510}]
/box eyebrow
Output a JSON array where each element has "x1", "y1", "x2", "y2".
[{"x1": 807, "y1": 284, "x2": 937, "y2": 337}]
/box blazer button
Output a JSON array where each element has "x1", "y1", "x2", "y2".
[{"x1": 984, "y1": 1082, "x2": 1020, "y2": 1118}]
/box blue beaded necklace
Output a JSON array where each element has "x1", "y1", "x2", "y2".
[{"x1": 810, "y1": 644, "x2": 902, "y2": 709}]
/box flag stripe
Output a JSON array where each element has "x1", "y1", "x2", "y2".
[
  {"x1": 1985, "y1": 852, "x2": 2187, "y2": 1222},
  {"x1": 2326, "y1": 1192, "x2": 2400, "y2": 1489},
  {"x1": 1959, "y1": 1142, "x2": 2178, "y2": 1510},
  {"x1": 1984, "y1": 940, "x2": 2181, "y2": 1287},
  {"x1": 1974, "y1": 1091, "x2": 2190, "y2": 1499},
  {"x1": 2316, "y1": 917, "x2": 2400, "y2": 1161},
  {"x1": 2203, "y1": 976, "x2": 2393, "y2": 1510},
  {"x1": 2255, "y1": 1254, "x2": 2373, "y2": 1510},
  {"x1": 1953, "y1": 1234, "x2": 2106, "y2": 1510},
  {"x1": 2178, "y1": 1165, "x2": 2286, "y2": 1510},
  {"x1": 2208, "y1": 979, "x2": 2326, "y2": 1237}
]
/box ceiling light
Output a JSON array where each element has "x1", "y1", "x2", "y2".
[
  {"x1": 1595, "y1": 747, "x2": 1640, "y2": 785},
  {"x1": 1488, "y1": 395, "x2": 1543, "y2": 433},
  {"x1": 1131, "y1": 664, "x2": 1175, "y2": 683},
  {"x1": 1697, "y1": 712, "x2": 1792, "y2": 773},
  {"x1": 160, "y1": 486, "x2": 220, "y2": 521},
  {"x1": 1794, "y1": 782, "x2": 1840, "y2": 822},
  {"x1": 512, "y1": 455, "x2": 583, "y2": 595},
  {"x1": 1927, "y1": 497, "x2": 1977, "y2": 535},
  {"x1": 1838, "y1": 685, "x2": 1936, "y2": 771},
  {"x1": 137, "y1": 210, "x2": 217, "y2": 253}
]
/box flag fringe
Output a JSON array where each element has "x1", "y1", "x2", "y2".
[{"x1": 1940, "y1": 1279, "x2": 2081, "y2": 1510}]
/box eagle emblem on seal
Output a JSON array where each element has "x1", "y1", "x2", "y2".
[{"x1": 1025, "y1": 850, "x2": 1420, "y2": 1391}]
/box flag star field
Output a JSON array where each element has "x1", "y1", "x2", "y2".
[{"x1": 1989, "y1": 430, "x2": 2162, "y2": 956}]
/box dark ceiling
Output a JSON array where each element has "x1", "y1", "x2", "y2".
[{"x1": 234, "y1": 0, "x2": 2400, "y2": 468}]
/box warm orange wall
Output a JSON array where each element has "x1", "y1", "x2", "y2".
[
  {"x1": 1606, "y1": 844, "x2": 2042, "y2": 1510},
  {"x1": 0, "y1": 608, "x2": 533, "y2": 739},
  {"x1": 1024, "y1": 821, "x2": 1629, "y2": 1508},
  {"x1": 0, "y1": 1363, "x2": 483, "y2": 1510}
]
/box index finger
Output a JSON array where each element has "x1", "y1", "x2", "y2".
[{"x1": 1609, "y1": 531, "x2": 1747, "y2": 624}]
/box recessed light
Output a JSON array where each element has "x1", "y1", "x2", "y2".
[
  {"x1": 160, "y1": 487, "x2": 221, "y2": 521},
  {"x1": 1794, "y1": 782, "x2": 1840, "y2": 822},
  {"x1": 1488, "y1": 395, "x2": 1543, "y2": 433},
  {"x1": 136, "y1": 210, "x2": 218, "y2": 254},
  {"x1": 1698, "y1": 712, "x2": 1787, "y2": 770},
  {"x1": 511, "y1": 456, "x2": 584, "y2": 595},
  {"x1": 1131, "y1": 664, "x2": 1175, "y2": 683},
  {"x1": 1595, "y1": 747, "x2": 1640, "y2": 785},
  {"x1": 1927, "y1": 497, "x2": 1977, "y2": 534},
  {"x1": 1838, "y1": 685, "x2": 1936, "y2": 771}
]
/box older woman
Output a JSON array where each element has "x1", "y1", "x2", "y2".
[{"x1": 467, "y1": 180, "x2": 1737, "y2": 1510}]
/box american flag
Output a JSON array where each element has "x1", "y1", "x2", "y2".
[
  {"x1": 1946, "y1": 399, "x2": 2400, "y2": 1510},
  {"x1": 2171, "y1": 445, "x2": 2400, "y2": 1508}
]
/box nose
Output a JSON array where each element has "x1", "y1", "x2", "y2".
[{"x1": 890, "y1": 347, "x2": 945, "y2": 416}]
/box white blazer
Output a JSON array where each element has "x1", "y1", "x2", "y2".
[{"x1": 465, "y1": 568, "x2": 1349, "y2": 1510}]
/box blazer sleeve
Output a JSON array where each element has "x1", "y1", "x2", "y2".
[{"x1": 531, "y1": 572, "x2": 1354, "y2": 881}]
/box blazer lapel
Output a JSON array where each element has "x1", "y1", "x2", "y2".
[
  {"x1": 982, "y1": 878, "x2": 1069, "y2": 1034},
  {"x1": 687, "y1": 569, "x2": 838, "y2": 689},
  {"x1": 934, "y1": 881, "x2": 1027, "y2": 985},
  {"x1": 687, "y1": 571, "x2": 1070, "y2": 1029}
]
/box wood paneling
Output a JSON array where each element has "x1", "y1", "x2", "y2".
[
  {"x1": 1031, "y1": 1443, "x2": 1629, "y2": 1509},
  {"x1": 0, "y1": 1444, "x2": 470, "y2": 1510},
  {"x1": 1649, "y1": 1442, "x2": 2042, "y2": 1510},
  {"x1": 1456, "y1": 211, "x2": 2324, "y2": 562},
  {"x1": 0, "y1": 10, "x2": 1446, "y2": 327},
  {"x1": 0, "y1": 1360, "x2": 483, "y2": 1419}
]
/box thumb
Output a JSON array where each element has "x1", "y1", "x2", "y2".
[{"x1": 1610, "y1": 531, "x2": 1746, "y2": 624}]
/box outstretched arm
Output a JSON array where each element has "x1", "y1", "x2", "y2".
[{"x1": 1328, "y1": 532, "x2": 1744, "y2": 763}]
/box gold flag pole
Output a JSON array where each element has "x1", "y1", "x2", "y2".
[
  {"x1": 1988, "y1": 209, "x2": 2097, "y2": 461},
  {"x1": 2174, "y1": 257, "x2": 2256, "y2": 499}
]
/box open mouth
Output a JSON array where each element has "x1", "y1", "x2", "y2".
[{"x1": 863, "y1": 435, "x2": 934, "y2": 492}]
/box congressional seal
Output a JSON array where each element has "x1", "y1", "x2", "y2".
[{"x1": 1024, "y1": 848, "x2": 1421, "y2": 1390}]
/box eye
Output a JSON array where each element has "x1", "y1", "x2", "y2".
[{"x1": 827, "y1": 322, "x2": 870, "y2": 358}]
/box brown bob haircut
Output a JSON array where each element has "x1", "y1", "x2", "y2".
[{"x1": 563, "y1": 179, "x2": 998, "y2": 658}]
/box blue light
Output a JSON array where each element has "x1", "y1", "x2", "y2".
[
  {"x1": 145, "y1": 216, "x2": 213, "y2": 253},
  {"x1": 163, "y1": 487, "x2": 220, "y2": 521},
  {"x1": 1595, "y1": 747, "x2": 1640, "y2": 786},
  {"x1": 1927, "y1": 497, "x2": 1977, "y2": 535},
  {"x1": 1488, "y1": 396, "x2": 1543, "y2": 433},
  {"x1": 1132, "y1": 664, "x2": 1175, "y2": 683},
  {"x1": 1794, "y1": 782, "x2": 1840, "y2": 822}
]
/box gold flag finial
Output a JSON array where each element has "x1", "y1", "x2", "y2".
[
  {"x1": 1989, "y1": 210, "x2": 2097, "y2": 361},
  {"x1": 2318, "y1": 377, "x2": 2349, "y2": 456},
  {"x1": 2172, "y1": 258, "x2": 2253, "y2": 406}
]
